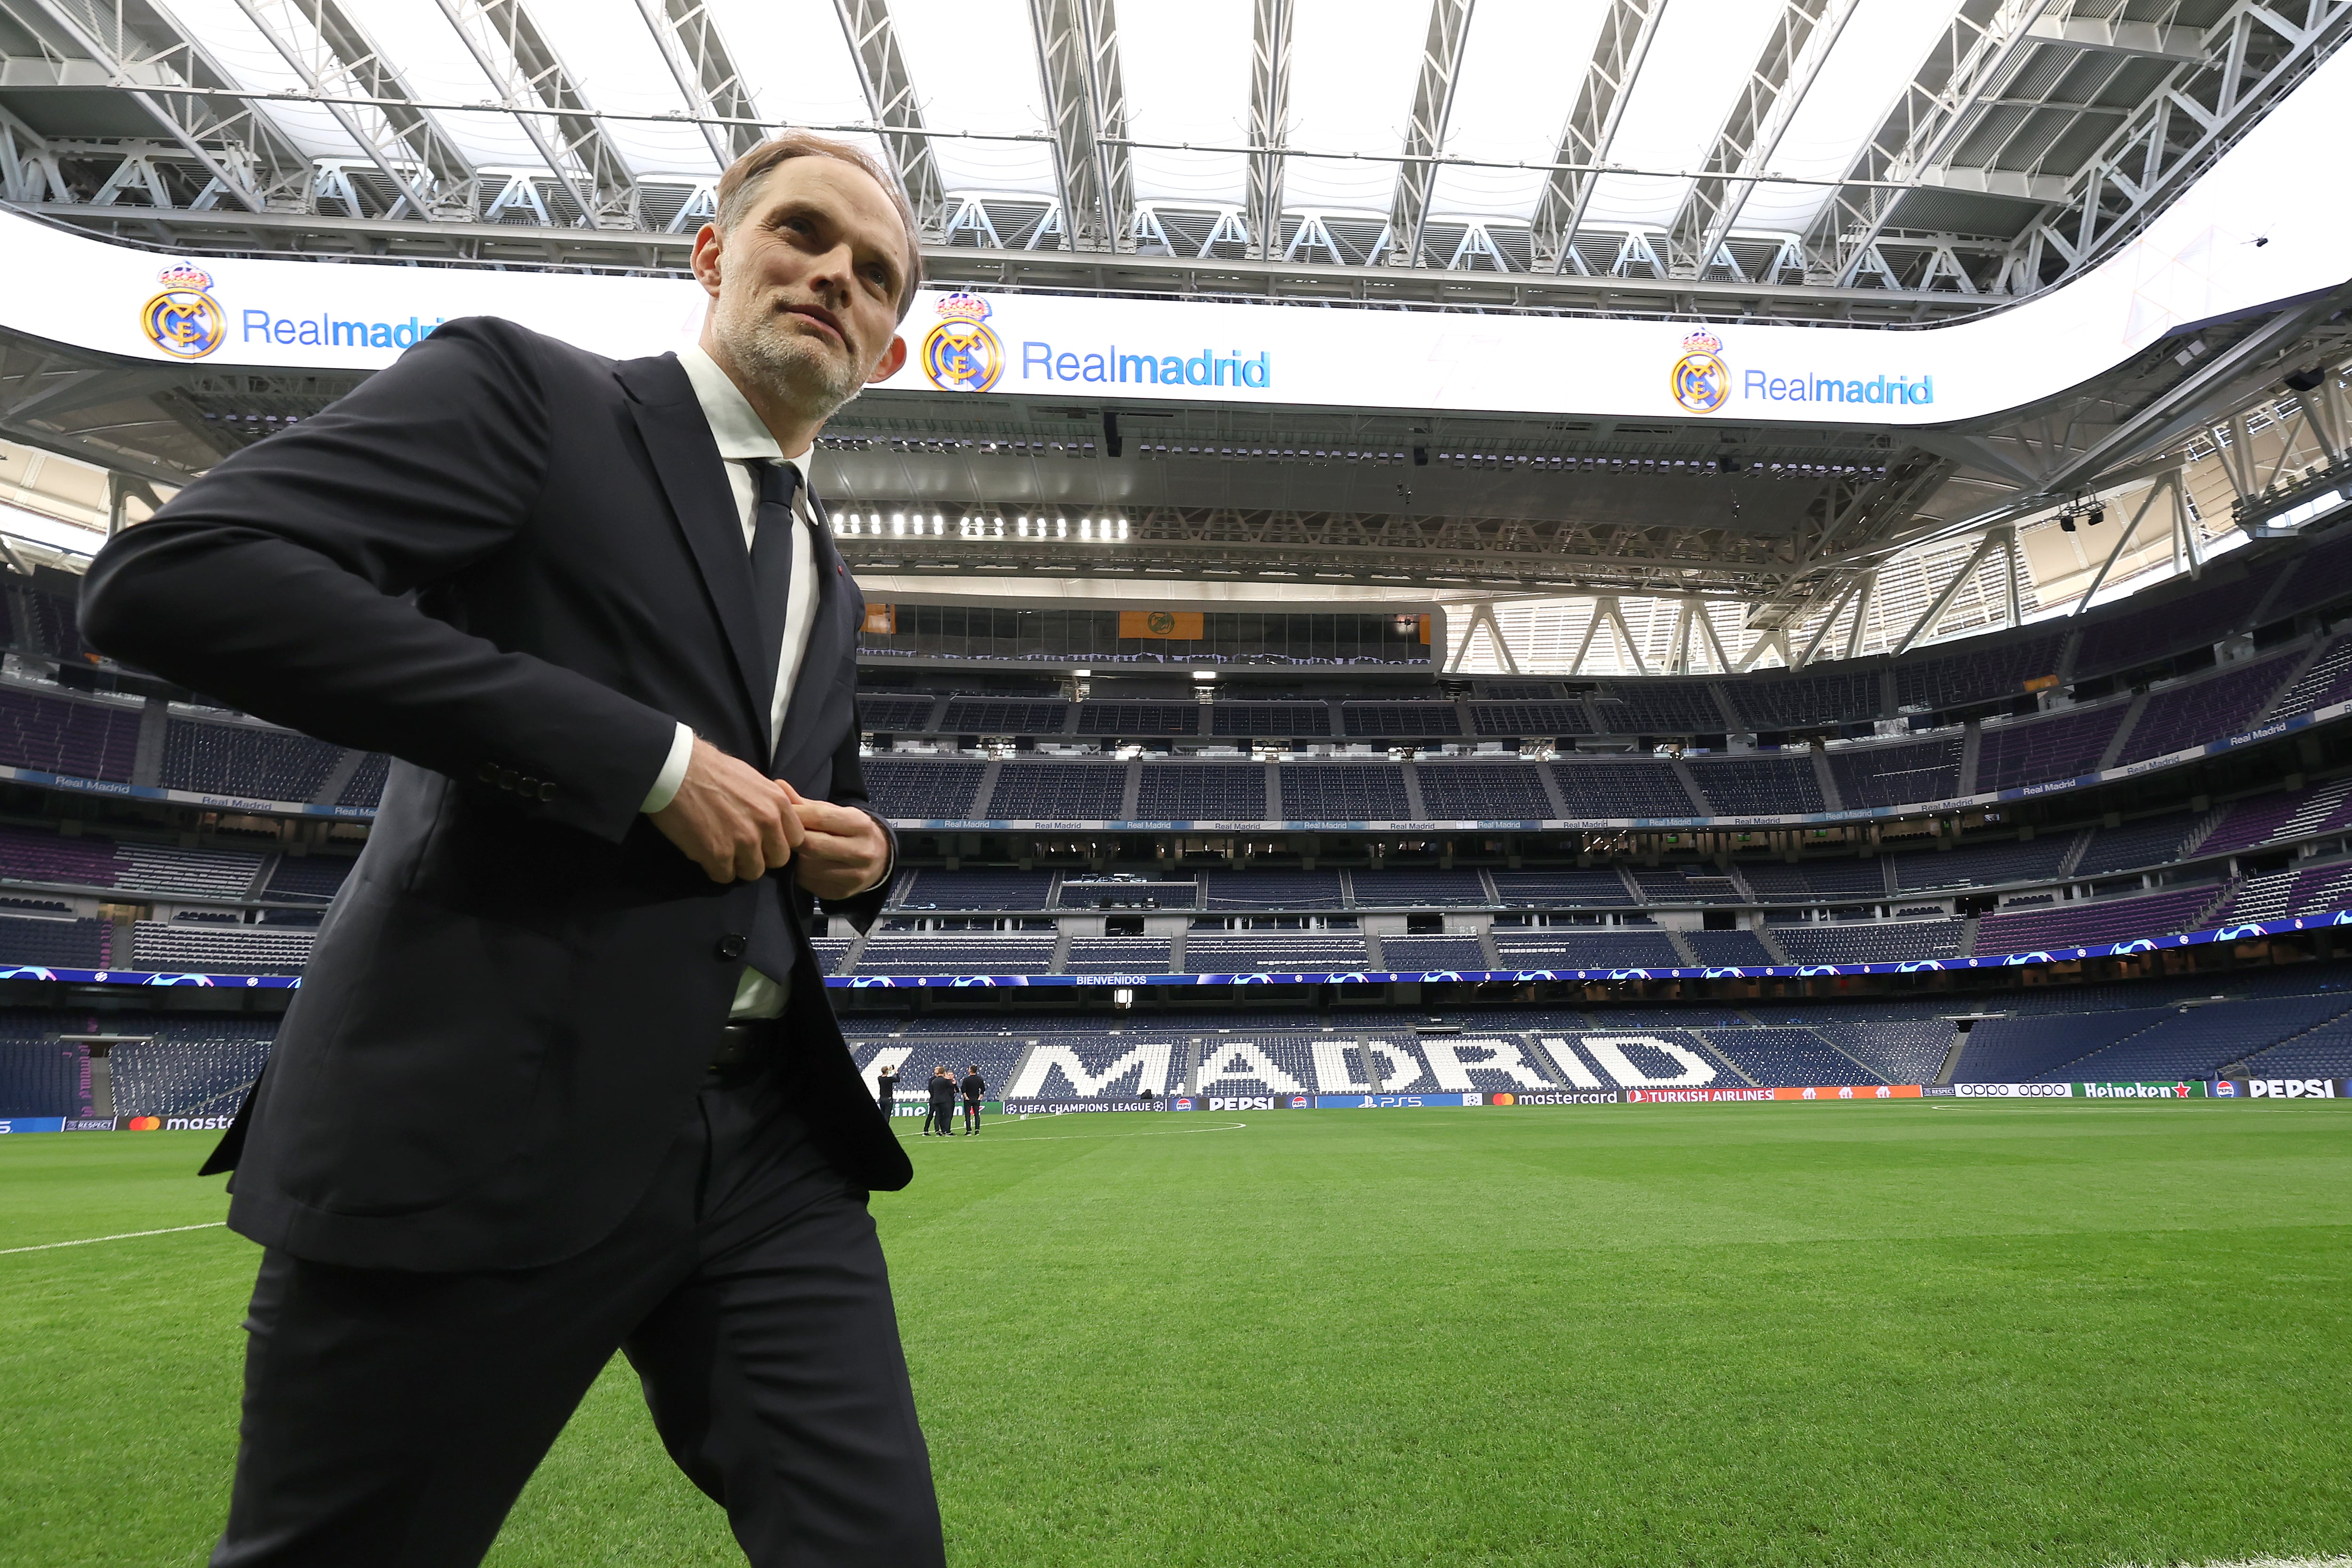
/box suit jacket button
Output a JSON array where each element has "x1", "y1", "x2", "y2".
[
  {"x1": 716, "y1": 935, "x2": 747, "y2": 960},
  {"x1": 517, "y1": 775, "x2": 539, "y2": 795},
  {"x1": 477, "y1": 763, "x2": 498, "y2": 783},
  {"x1": 498, "y1": 768, "x2": 518, "y2": 790},
  {"x1": 537, "y1": 781, "x2": 556, "y2": 800}
]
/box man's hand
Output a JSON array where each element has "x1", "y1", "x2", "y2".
[
  {"x1": 650, "y1": 736, "x2": 803, "y2": 883},
  {"x1": 780, "y1": 780, "x2": 891, "y2": 900}
]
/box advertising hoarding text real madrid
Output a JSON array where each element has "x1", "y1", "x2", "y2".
[{"x1": 3, "y1": 43, "x2": 2350, "y2": 429}]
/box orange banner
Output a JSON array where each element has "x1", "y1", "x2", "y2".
[
  {"x1": 862, "y1": 604, "x2": 895, "y2": 635},
  {"x1": 1770, "y1": 1084, "x2": 1923, "y2": 1101},
  {"x1": 1120, "y1": 610, "x2": 1205, "y2": 640},
  {"x1": 1418, "y1": 613, "x2": 1432, "y2": 645}
]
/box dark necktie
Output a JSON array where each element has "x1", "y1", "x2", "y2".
[
  {"x1": 750, "y1": 458, "x2": 801, "y2": 729},
  {"x1": 746, "y1": 458, "x2": 803, "y2": 990}
]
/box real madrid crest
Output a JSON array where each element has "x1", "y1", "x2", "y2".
[
  {"x1": 1669, "y1": 328, "x2": 1728, "y2": 414},
  {"x1": 922, "y1": 292, "x2": 1002, "y2": 393},
  {"x1": 141, "y1": 263, "x2": 224, "y2": 360}
]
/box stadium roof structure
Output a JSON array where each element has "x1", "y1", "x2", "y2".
[
  {"x1": 0, "y1": 0, "x2": 2350, "y2": 666},
  {"x1": 0, "y1": 0, "x2": 2343, "y2": 318}
]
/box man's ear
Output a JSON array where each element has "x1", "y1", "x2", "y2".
[
  {"x1": 869, "y1": 334, "x2": 908, "y2": 385},
  {"x1": 689, "y1": 222, "x2": 723, "y2": 299}
]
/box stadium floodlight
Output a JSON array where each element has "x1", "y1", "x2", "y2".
[
  {"x1": 2086, "y1": 505, "x2": 2105, "y2": 527},
  {"x1": 993, "y1": 517, "x2": 1005, "y2": 536},
  {"x1": 1192, "y1": 669, "x2": 1216, "y2": 681},
  {"x1": 931, "y1": 514, "x2": 943, "y2": 534},
  {"x1": 1057, "y1": 518, "x2": 1068, "y2": 538},
  {"x1": 890, "y1": 513, "x2": 905, "y2": 535}
]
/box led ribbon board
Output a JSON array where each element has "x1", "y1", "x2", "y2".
[{"x1": 3, "y1": 44, "x2": 2350, "y2": 428}]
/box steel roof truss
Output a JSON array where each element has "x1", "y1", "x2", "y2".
[
  {"x1": 1387, "y1": 0, "x2": 1473, "y2": 269},
  {"x1": 433, "y1": 0, "x2": 639, "y2": 228},
  {"x1": 636, "y1": 0, "x2": 765, "y2": 167}
]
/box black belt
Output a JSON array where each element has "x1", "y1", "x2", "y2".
[{"x1": 709, "y1": 1018, "x2": 784, "y2": 1075}]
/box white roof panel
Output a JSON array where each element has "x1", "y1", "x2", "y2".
[
  {"x1": 1425, "y1": 0, "x2": 1611, "y2": 223},
  {"x1": 888, "y1": 0, "x2": 1058, "y2": 197},
  {"x1": 1119, "y1": 0, "x2": 1253, "y2": 210},
  {"x1": 1579, "y1": 0, "x2": 1786, "y2": 233},
  {"x1": 1281, "y1": 0, "x2": 1428, "y2": 215}
]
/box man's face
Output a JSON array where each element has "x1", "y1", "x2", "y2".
[{"x1": 695, "y1": 157, "x2": 910, "y2": 419}]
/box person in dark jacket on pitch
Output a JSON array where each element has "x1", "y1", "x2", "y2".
[
  {"x1": 877, "y1": 1064, "x2": 898, "y2": 1119},
  {"x1": 924, "y1": 1067, "x2": 957, "y2": 1138},
  {"x1": 960, "y1": 1066, "x2": 985, "y2": 1135}
]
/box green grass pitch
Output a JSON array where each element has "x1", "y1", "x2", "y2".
[{"x1": 3, "y1": 1098, "x2": 2348, "y2": 1567}]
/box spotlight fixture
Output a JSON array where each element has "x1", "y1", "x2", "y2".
[
  {"x1": 2058, "y1": 514, "x2": 2077, "y2": 533},
  {"x1": 2284, "y1": 365, "x2": 2328, "y2": 392},
  {"x1": 2085, "y1": 504, "x2": 2104, "y2": 527},
  {"x1": 1412, "y1": 446, "x2": 1429, "y2": 467}
]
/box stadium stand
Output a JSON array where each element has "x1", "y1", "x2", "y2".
[
  {"x1": 1135, "y1": 763, "x2": 1266, "y2": 819},
  {"x1": 0, "y1": 914, "x2": 105, "y2": 968},
  {"x1": 2073, "y1": 812, "x2": 2201, "y2": 877},
  {"x1": 1683, "y1": 929, "x2": 1773, "y2": 967},
  {"x1": 1063, "y1": 937, "x2": 1175, "y2": 973},
  {"x1": 1076, "y1": 702, "x2": 1198, "y2": 736},
  {"x1": 1975, "y1": 704, "x2": 2126, "y2": 791},
  {"x1": 1894, "y1": 631, "x2": 2066, "y2": 713},
  {"x1": 0, "y1": 1034, "x2": 81, "y2": 1116},
  {"x1": 940, "y1": 698, "x2": 1069, "y2": 734},
  {"x1": 1549, "y1": 759, "x2": 1694, "y2": 817},
  {"x1": 1414, "y1": 761, "x2": 1552, "y2": 819},
  {"x1": 160, "y1": 720, "x2": 342, "y2": 799},
  {"x1": 1828, "y1": 736, "x2": 1963, "y2": 810},
  {"x1": 109, "y1": 1027, "x2": 273, "y2": 1117},
  {"x1": 1703, "y1": 1027, "x2": 1883, "y2": 1085},
  {"x1": 1211, "y1": 702, "x2": 1332, "y2": 737},
  {"x1": 862, "y1": 756, "x2": 985, "y2": 820},
  {"x1": 857, "y1": 935, "x2": 1057, "y2": 975},
  {"x1": 0, "y1": 687, "x2": 139, "y2": 781},
  {"x1": 1341, "y1": 702, "x2": 1459, "y2": 736},
  {"x1": 2197, "y1": 778, "x2": 2352, "y2": 859},
  {"x1": 2112, "y1": 655, "x2": 2297, "y2": 765},
  {"x1": 984, "y1": 762, "x2": 1126, "y2": 819},
  {"x1": 1202, "y1": 871, "x2": 1344, "y2": 909},
  {"x1": 1488, "y1": 869, "x2": 1637, "y2": 907},
  {"x1": 1376, "y1": 934, "x2": 1490, "y2": 971},
  {"x1": 895, "y1": 869, "x2": 1055, "y2": 910},
  {"x1": 1740, "y1": 859, "x2": 1887, "y2": 902},
  {"x1": 1348, "y1": 868, "x2": 1488, "y2": 906},
  {"x1": 131, "y1": 922, "x2": 311, "y2": 975},
  {"x1": 2060, "y1": 994, "x2": 2352, "y2": 1080},
  {"x1": 2266, "y1": 632, "x2": 2352, "y2": 717},
  {"x1": 1588, "y1": 680, "x2": 1724, "y2": 735},
  {"x1": 1773, "y1": 919, "x2": 1964, "y2": 965},
  {"x1": 1489, "y1": 928, "x2": 1680, "y2": 969},
  {"x1": 2071, "y1": 569, "x2": 2278, "y2": 677},
  {"x1": 1277, "y1": 763, "x2": 1410, "y2": 820},
  {"x1": 337, "y1": 753, "x2": 389, "y2": 809},
  {"x1": 1469, "y1": 700, "x2": 1593, "y2": 737},
  {"x1": 1892, "y1": 836, "x2": 2075, "y2": 891},
  {"x1": 1951, "y1": 1008, "x2": 2173, "y2": 1082},
  {"x1": 262, "y1": 854, "x2": 354, "y2": 904},
  {"x1": 1685, "y1": 755, "x2": 1824, "y2": 815},
  {"x1": 1972, "y1": 887, "x2": 2223, "y2": 955},
  {"x1": 1184, "y1": 930, "x2": 1367, "y2": 973},
  {"x1": 1729, "y1": 668, "x2": 1883, "y2": 731}
]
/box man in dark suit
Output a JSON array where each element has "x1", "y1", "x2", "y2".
[{"x1": 79, "y1": 132, "x2": 943, "y2": 1567}]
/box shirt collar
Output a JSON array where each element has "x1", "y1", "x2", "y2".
[{"x1": 679, "y1": 343, "x2": 809, "y2": 489}]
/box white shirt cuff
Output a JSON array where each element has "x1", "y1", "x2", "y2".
[{"x1": 640, "y1": 723, "x2": 695, "y2": 813}]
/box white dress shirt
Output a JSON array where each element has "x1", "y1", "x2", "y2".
[{"x1": 637, "y1": 343, "x2": 846, "y2": 1018}]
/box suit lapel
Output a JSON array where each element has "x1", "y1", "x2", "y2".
[
  {"x1": 618, "y1": 354, "x2": 772, "y2": 737},
  {"x1": 773, "y1": 491, "x2": 858, "y2": 780}
]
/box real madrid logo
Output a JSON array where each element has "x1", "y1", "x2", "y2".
[
  {"x1": 141, "y1": 263, "x2": 223, "y2": 360},
  {"x1": 921, "y1": 292, "x2": 1002, "y2": 393},
  {"x1": 1669, "y1": 327, "x2": 1728, "y2": 414}
]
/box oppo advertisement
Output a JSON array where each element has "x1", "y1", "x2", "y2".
[{"x1": 3, "y1": 43, "x2": 2350, "y2": 427}]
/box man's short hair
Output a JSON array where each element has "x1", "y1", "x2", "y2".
[{"x1": 714, "y1": 131, "x2": 925, "y2": 322}]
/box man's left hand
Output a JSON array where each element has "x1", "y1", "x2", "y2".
[{"x1": 781, "y1": 782, "x2": 891, "y2": 900}]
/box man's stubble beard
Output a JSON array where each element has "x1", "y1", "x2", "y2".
[{"x1": 717, "y1": 289, "x2": 865, "y2": 420}]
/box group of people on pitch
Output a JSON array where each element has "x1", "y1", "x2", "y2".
[{"x1": 877, "y1": 1064, "x2": 985, "y2": 1136}]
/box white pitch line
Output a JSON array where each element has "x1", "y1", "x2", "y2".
[
  {"x1": 2136, "y1": 1560, "x2": 2352, "y2": 1568},
  {"x1": 902, "y1": 1121, "x2": 1250, "y2": 1144},
  {"x1": 0, "y1": 1221, "x2": 224, "y2": 1256}
]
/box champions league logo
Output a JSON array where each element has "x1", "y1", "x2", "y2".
[
  {"x1": 1669, "y1": 328, "x2": 1728, "y2": 414},
  {"x1": 141, "y1": 263, "x2": 224, "y2": 359},
  {"x1": 922, "y1": 293, "x2": 1003, "y2": 392}
]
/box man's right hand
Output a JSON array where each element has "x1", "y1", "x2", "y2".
[{"x1": 649, "y1": 736, "x2": 803, "y2": 882}]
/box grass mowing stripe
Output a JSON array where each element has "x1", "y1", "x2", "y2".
[
  {"x1": 6, "y1": 1104, "x2": 2347, "y2": 1567},
  {"x1": 0, "y1": 1220, "x2": 224, "y2": 1255}
]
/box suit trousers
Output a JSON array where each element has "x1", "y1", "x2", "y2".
[{"x1": 209, "y1": 1062, "x2": 944, "y2": 1568}]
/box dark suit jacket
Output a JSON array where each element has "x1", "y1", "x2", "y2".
[{"x1": 79, "y1": 316, "x2": 911, "y2": 1272}]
